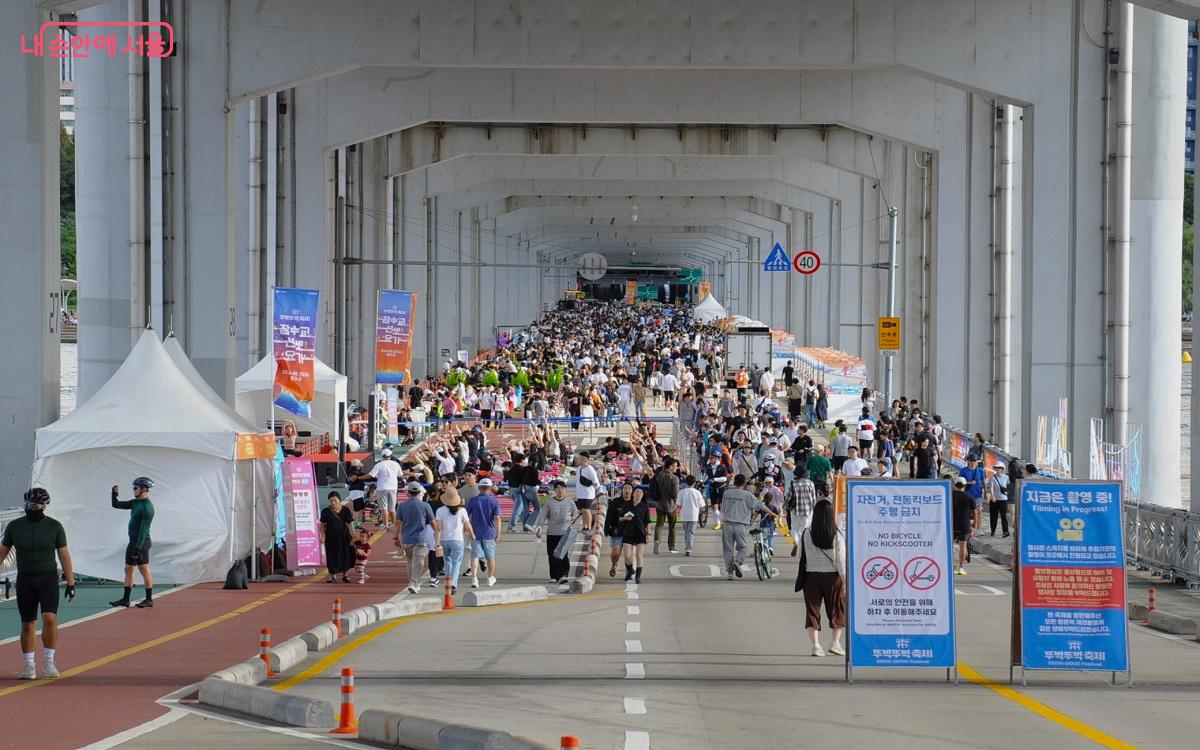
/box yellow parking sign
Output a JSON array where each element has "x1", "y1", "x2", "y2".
[{"x1": 878, "y1": 316, "x2": 901, "y2": 351}]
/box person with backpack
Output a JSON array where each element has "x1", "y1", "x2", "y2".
[{"x1": 987, "y1": 463, "x2": 1011, "y2": 538}]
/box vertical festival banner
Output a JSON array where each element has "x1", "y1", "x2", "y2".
[
  {"x1": 272, "y1": 287, "x2": 320, "y2": 418},
  {"x1": 847, "y1": 479, "x2": 956, "y2": 671},
  {"x1": 1018, "y1": 480, "x2": 1128, "y2": 672},
  {"x1": 698, "y1": 280, "x2": 711, "y2": 300},
  {"x1": 625, "y1": 280, "x2": 638, "y2": 305},
  {"x1": 283, "y1": 458, "x2": 323, "y2": 569},
  {"x1": 375, "y1": 289, "x2": 417, "y2": 385}
]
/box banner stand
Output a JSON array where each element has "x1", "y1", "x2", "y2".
[
  {"x1": 1014, "y1": 479, "x2": 1132, "y2": 688},
  {"x1": 845, "y1": 479, "x2": 958, "y2": 684}
]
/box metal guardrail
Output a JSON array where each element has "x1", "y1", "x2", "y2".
[{"x1": 938, "y1": 421, "x2": 1200, "y2": 589}]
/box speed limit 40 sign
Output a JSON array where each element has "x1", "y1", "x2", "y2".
[{"x1": 792, "y1": 250, "x2": 821, "y2": 275}]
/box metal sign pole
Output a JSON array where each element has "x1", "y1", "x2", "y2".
[{"x1": 883, "y1": 206, "x2": 899, "y2": 408}]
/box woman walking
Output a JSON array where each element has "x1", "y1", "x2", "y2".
[
  {"x1": 319, "y1": 492, "x2": 355, "y2": 583},
  {"x1": 433, "y1": 488, "x2": 475, "y2": 595},
  {"x1": 605, "y1": 483, "x2": 634, "y2": 576},
  {"x1": 796, "y1": 499, "x2": 846, "y2": 656},
  {"x1": 619, "y1": 486, "x2": 652, "y2": 583}
]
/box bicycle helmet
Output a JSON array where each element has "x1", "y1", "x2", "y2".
[
  {"x1": 132, "y1": 476, "x2": 155, "y2": 489},
  {"x1": 23, "y1": 487, "x2": 50, "y2": 506}
]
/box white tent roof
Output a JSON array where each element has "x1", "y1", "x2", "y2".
[
  {"x1": 36, "y1": 330, "x2": 257, "y2": 460},
  {"x1": 164, "y1": 335, "x2": 270, "y2": 435},
  {"x1": 693, "y1": 294, "x2": 728, "y2": 323},
  {"x1": 235, "y1": 354, "x2": 346, "y2": 395}
]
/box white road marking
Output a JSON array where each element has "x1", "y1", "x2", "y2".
[
  {"x1": 954, "y1": 584, "x2": 1005, "y2": 595},
  {"x1": 625, "y1": 662, "x2": 645, "y2": 679},
  {"x1": 625, "y1": 730, "x2": 650, "y2": 749},
  {"x1": 625, "y1": 582, "x2": 639, "y2": 592},
  {"x1": 668, "y1": 563, "x2": 723, "y2": 578},
  {"x1": 627, "y1": 591, "x2": 640, "y2": 600},
  {"x1": 625, "y1": 639, "x2": 643, "y2": 653},
  {"x1": 626, "y1": 621, "x2": 641, "y2": 633},
  {"x1": 627, "y1": 605, "x2": 641, "y2": 615},
  {"x1": 624, "y1": 697, "x2": 647, "y2": 714}
]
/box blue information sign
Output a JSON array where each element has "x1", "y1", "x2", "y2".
[
  {"x1": 1018, "y1": 480, "x2": 1128, "y2": 672},
  {"x1": 847, "y1": 480, "x2": 957, "y2": 670}
]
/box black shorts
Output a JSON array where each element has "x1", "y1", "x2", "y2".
[
  {"x1": 125, "y1": 540, "x2": 152, "y2": 566},
  {"x1": 953, "y1": 531, "x2": 971, "y2": 542},
  {"x1": 575, "y1": 498, "x2": 594, "y2": 511},
  {"x1": 16, "y1": 572, "x2": 59, "y2": 622}
]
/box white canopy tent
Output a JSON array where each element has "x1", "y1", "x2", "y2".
[
  {"x1": 235, "y1": 354, "x2": 348, "y2": 440},
  {"x1": 32, "y1": 330, "x2": 275, "y2": 584},
  {"x1": 693, "y1": 293, "x2": 728, "y2": 323}
]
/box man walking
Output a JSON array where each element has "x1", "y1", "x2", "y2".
[
  {"x1": 786, "y1": 472, "x2": 817, "y2": 556},
  {"x1": 718, "y1": 474, "x2": 778, "y2": 579},
  {"x1": 357, "y1": 448, "x2": 401, "y2": 530},
  {"x1": 952, "y1": 476, "x2": 975, "y2": 575},
  {"x1": 109, "y1": 477, "x2": 156, "y2": 609},
  {"x1": 959, "y1": 455, "x2": 987, "y2": 533},
  {"x1": 466, "y1": 478, "x2": 501, "y2": 587},
  {"x1": 651, "y1": 458, "x2": 680, "y2": 554},
  {"x1": 574, "y1": 452, "x2": 600, "y2": 533},
  {"x1": 396, "y1": 482, "x2": 435, "y2": 593},
  {"x1": 1, "y1": 488, "x2": 76, "y2": 679},
  {"x1": 678, "y1": 475, "x2": 705, "y2": 556}
]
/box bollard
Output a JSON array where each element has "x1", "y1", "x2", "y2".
[
  {"x1": 560, "y1": 737, "x2": 581, "y2": 750},
  {"x1": 1148, "y1": 588, "x2": 1157, "y2": 614},
  {"x1": 330, "y1": 667, "x2": 359, "y2": 734},
  {"x1": 259, "y1": 628, "x2": 277, "y2": 677},
  {"x1": 443, "y1": 578, "x2": 454, "y2": 610},
  {"x1": 333, "y1": 598, "x2": 343, "y2": 639}
]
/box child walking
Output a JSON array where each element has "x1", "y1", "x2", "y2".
[{"x1": 353, "y1": 528, "x2": 372, "y2": 583}]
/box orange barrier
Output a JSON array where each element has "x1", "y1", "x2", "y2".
[
  {"x1": 561, "y1": 737, "x2": 581, "y2": 750},
  {"x1": 1148, "y1": 588, "x2": 1157, "y2": 614},
  {"x1": 258, "y1": 628, "x2": 277, "y2": 678},
  {"x1": 333, "y1": 598, "x2": 343, "y2": 638},
  {"x1": 443, "y1": 579, "x2": 454, "y2": 610},
  {"x1": 331, "y1": 667, "x2": 358, "y2": 734}
]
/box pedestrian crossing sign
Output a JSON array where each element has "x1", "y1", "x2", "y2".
[{"x1": 763, "y1": 243, "x2": 791, "y2": 272}]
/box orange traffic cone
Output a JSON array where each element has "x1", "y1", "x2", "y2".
[
  {"x1": 330, "y1": 667, "x2": 358, "y2": 734},
  {"x1": 333, "y1": 598, "x2": 343, "y2": 638},
  {"x1": 561, "y1": 737, "x2": 581, "y2": 750},
  {"x1": 443, "y1": 578, "x2": 454, "y2": 610}
]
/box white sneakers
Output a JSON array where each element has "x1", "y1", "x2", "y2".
[
  {"x1": 406, "y1": 583, "x2": 421, "y2": 594},
  {"x1": 470, "y1": 577, "x2": 480, "y2": 588},
  {"x1": 955, "y1": 567, "x2": 967, "y2": 576},
  {"x1": 829, "y1": 644, "x2": 846, "y2": 656},
  {"x1": 43, "y1": 660, "x2": 60, "y2": 678},
  {"x1": 487, "y1": 576, "x2": 497, "y2": 587},
  {"x1": 19, "y1": 663, "x2": 36, "y2": 680},
  {"x1": 811, "y1": 645, "x2": 826, "y2": 657}
]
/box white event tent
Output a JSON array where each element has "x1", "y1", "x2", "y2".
[
  {"x1": 235, "y1": 354, "x2": 348, "y2": 440},
  {"x1": 693, "y1": 293, "x2": 727, "y2": 323},
  {"x1": 31, "y1": 330, "x2": 275, "y2": 584}
]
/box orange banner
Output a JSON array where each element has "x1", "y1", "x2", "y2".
[
  {"x1": 375, "y1": 290, "x2": 417, "y2": 386},
  {"x1": 625, "y1": 280, "x2": 637, "y2": 304},
  {"x1": 236, "y1": 432, "x2": 277, "y2": 460},
  {"x1": 698, "y1": 280, "x2": 711, "y2": 300}
]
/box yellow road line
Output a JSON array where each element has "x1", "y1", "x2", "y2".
[
  {"x1": 0, "y1": 576, "x2": 322, "y2": 699},
  {"x1": 957, "y1": 662, "x2": 1137, "y2": 750},
  {"x1": 273, "y1": 589, "x2": 622, "y2": 692}
]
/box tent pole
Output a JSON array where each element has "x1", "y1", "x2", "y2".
[
  {"x1": 227, "y1": 456, "x2": 238, "y2": 566},
  {"x1": 250, "y1": 459, "x2": 258, "y2": 580}
]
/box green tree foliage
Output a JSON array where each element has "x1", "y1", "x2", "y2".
[{"x1": 60, "y1": 126, "x2": 76, "y2": 280}]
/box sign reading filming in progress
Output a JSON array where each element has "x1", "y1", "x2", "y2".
[
  {"x1": 847, "y1": 479, "x2": 956, "y2": 676},
  {"x1": 1018, "y1": 480, "x2": 1128, "y2": 674}
]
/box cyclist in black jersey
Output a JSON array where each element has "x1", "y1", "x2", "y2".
[{"x1": 0, "y1": 488, "x2": 75, "y2": 680}]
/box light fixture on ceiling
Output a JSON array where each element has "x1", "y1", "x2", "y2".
[{"x1": 631, "y1": 201, "x2": 638, "y2": 223}]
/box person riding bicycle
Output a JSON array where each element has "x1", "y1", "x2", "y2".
[
  {"x1": 109, "y1": 476, "x2": 156, "y2": 608},
  {"x1": 1, "y1": 488, "x2": 75, "y2": 679}
]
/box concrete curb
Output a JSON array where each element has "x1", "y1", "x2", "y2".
[
  {"x1": 358, "y1": 708, "x2": 552, "y2": 749},
  {"x1": 1147, "y1": 609, "x2": 1200, "y2": 635},
  {"x1": 269, "y1": 636, "x2": 310, "y2": 674},
  {"x1": 300, "y1": 621, "x2": 339, "y2": 652},
  {"x1": 461, "y1": 585, "x2": 548, "y2": 607},
  {"x1": 1128, "y1": 603, "x2": 1150, "y2": 621},
  {"x1": 198, "y1": 677, "x2": 334, "y2": 728},
  {"x1": 344, "y1": 605, "x2": 377, "y2": 633},
  {"x1": 209, "y1": 656, "x2": 268, "y2": 685}
]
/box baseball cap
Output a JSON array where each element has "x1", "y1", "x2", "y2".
[
  {"x1": 478, "y1": 478, "x2": 494, "y2": 487},
  {"x1": 953, "y1": 476, "x2": 966, "y2": 487},
  {"x1": 764, "y1": 476, "x2": 775, "y2": 484},
  {"x1": 405, "y1": 481, "x2": 424, "y2": 494},
  {"x1": 381, "y1": 448, "x2": 393, "y2": 457}
]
